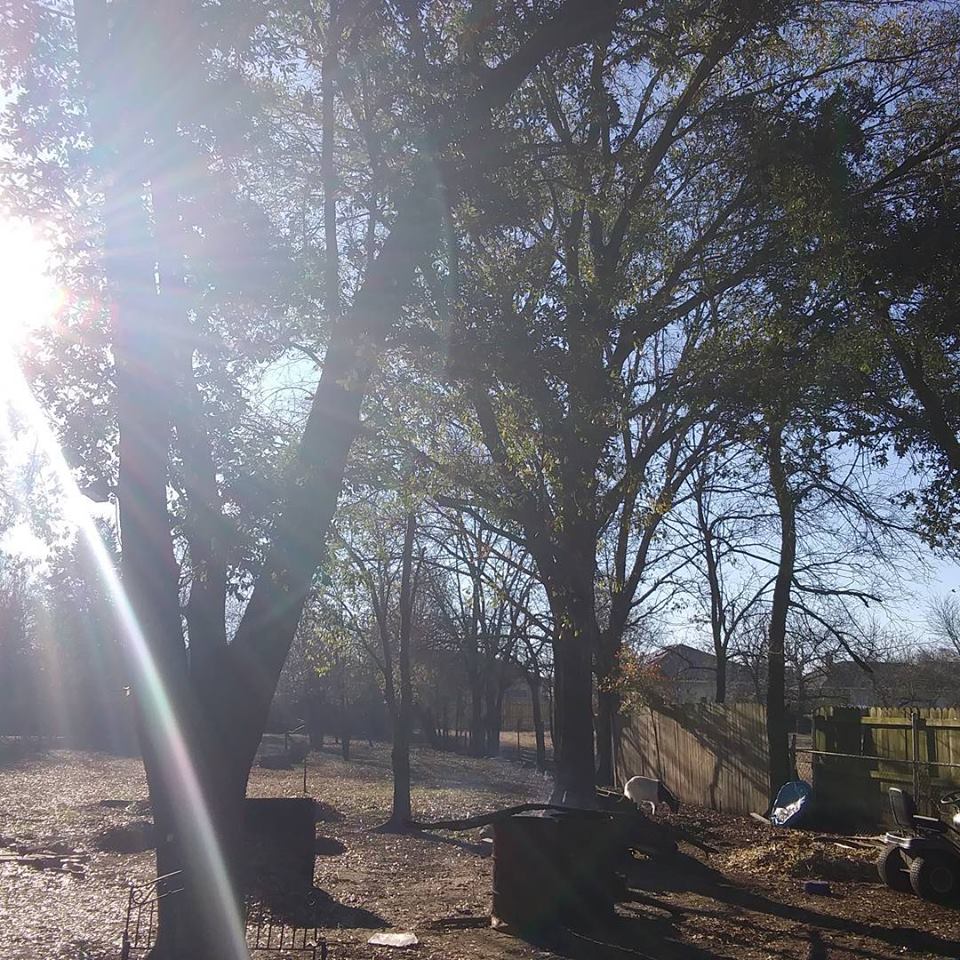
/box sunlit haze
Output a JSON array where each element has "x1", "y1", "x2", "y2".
[
  {"x1": 2, "y1": 5, "x2": 960, "y2": 957},
  {"x1": 0, "y1": 217, "x2": 63, "y2": 349},
  {"x1": 0, "y1": 224, "x2": 250, "y2": 960}
]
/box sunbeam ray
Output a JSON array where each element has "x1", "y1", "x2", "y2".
[{"x1": 0, "y1": 344, "x2": 250, "y2": 960}]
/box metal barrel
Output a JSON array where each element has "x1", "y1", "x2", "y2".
[{"x1": 492, "y1": 809, "x2": 619, "y2": 936}]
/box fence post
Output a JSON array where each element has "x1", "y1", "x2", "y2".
[
  {"x1": 810, "y1": 713, "x2": 817, "y2": 791},
  {"x1": 911, "y1": 712, "x2": 922, "y2": 806}
]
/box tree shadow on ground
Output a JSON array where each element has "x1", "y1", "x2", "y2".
[
  {"x1": 0, "y1": 738, "x2": 47, "y2": 767},
  {"x1": 314, "y1": 800, "x2": 345, "y2": 823},
  {"x1": 412, "y1": 830, "x2": 488, "y2": 855},
  {"x1": 483, "y1": 850, "x2": 959, "y2": 960},
  {"x1": 622, "y1": 852, "x2": 959, "y2": 958},
  {"x1": 310, "y1": 888, "x2": 387, "y2": 930},
  {"x1": 499, "y1": 917, "x2": 718, "y2": 960},
  {"x1": 433, "y1": 778, "x2": 536, "y2": 799},
  {"x1": 314, "y1": 835, "x2": 347, "y2": 856},
  {"x1": 253, "y1": 885, "x2": 388, "y2": 931}
]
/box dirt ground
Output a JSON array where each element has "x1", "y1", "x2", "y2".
[{"x1": 1, "y1": 743, "x2": 958, "y2": 960}]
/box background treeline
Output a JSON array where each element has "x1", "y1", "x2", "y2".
[{"x1": 0, "y1": 0, "x2": 958, "y2": 821}]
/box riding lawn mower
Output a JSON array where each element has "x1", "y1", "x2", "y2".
[{"x1": 877, "y1": 786, "x2": 960, "y2": 904}]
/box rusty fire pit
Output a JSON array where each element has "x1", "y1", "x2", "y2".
[{"x1": 492, "y1": 808, "x2": 621, "y2": 937}]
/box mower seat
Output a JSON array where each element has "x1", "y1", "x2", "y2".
[
  {"x1": 912, "y1": 816, "x2": 948, "y2": 834},
  {"x1": 889, "y1": 788, "x2": 948, "y2": 834}
]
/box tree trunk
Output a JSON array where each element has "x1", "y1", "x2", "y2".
[
  {"x1": 595, "y1": 685, "x2": 618, "y2": 787},
  {"x1": 548, "y1": 578, "x2": 597, "y2": 805},
  {"x1": 552, "y1": 633, "x2": 595, "y2": 804},
  {"x1": 73, "y1": 0, "x2": 623, "y2": 949},
  {"x1": 74, "y1": 7, "x2": 248, "y2": 958},
  {"x1": 419, "y1": 705, "x2": 441, "y2": 749},
  {"x1": 390, "y1": 718, "x2": 411, "y2": 825},
  {"x1": 698, "y1": 482, "x2": 727, "y2": 704},
  {"x1": 494, "y1": 686, "x2": 506, "y2": 754},
  {"x1": 715, "y1": 648, "x2": 727, "y2": 704},
  {"x1": 306, "y1": 693, "x2": 324, "y2": 751},
  {"x1": 546, "y1": 679, "x2": 555, "y2": 747},
  {"x1": 385, "y1": 513, "x2": 417, "y2": 829},
  {"x1": 321, "y1": 0, "x2": 340, "y2": 327},
  {"x1": 467, "y1": 674, "x2": 484, "y2": 757},
  {"x1": 149, "y1": 737, "x2": 249, "y2": 960},
  {"x1": 340, "y1": 692, "x2": 351, "y2": 761},
  {"x1": 766, "y1": 419, "x2": 795, "y2": 802},
  {"x1": 484, "y1": 680, "x2": 501, "y2": 756},
  {"x1": 593, "y1": 630, "x2": 619, "y2": 786},
  {"x1": 527, "y1": 670, "x2": 547, "y2": 770},
  {"x1": 454, "y1": 693, "x2": 463, "y2": 751}
]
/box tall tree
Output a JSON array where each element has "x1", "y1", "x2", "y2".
[
  {"x1": 408, "y1": 2, "x2": 804, "y2": 800},
  {"x1": 336, "y1": 502, "x2": 423, "y2": 828},
  {"x1": 746, "y1": 5, "x2": 960, "y2": 547},
  {"x1": 679, "y1": 446, "x2": 772, "y2": 701},
  {"x1": 424, "y1": 507, "x2": 534, "y2": 757},
  {"x1": 391, "y1": 511, "x2": 418, "y2": 827},
  {"x1": 3, "y1": 1, "x2": 624, "y2": 954}
]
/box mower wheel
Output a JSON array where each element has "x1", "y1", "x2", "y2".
[
  {"x1": 909, "y1": 852, "x2": 960, "y2": 904},
  {"x1": 877, "y1": 844, "x2": 911, "y2": 892}
]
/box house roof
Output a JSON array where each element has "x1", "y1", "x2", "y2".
[{"x1": 649, "y1": 643, "x2": 748, "y2": 680}]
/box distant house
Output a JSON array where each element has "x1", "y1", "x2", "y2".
[
  {"x1": 814, "y1": 659, "x2": 960, "y2": 709},
  {"x1": 648, "y1": 643, "x2": 754, "y2": 703}
]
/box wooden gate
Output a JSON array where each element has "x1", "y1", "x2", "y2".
[{"x1": 812, "y1": 706, "x2": 960, "y2": 826}]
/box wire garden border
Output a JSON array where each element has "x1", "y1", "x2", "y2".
[{"x1": 120, "y1": 872, "x2": 328, "y2": 959}]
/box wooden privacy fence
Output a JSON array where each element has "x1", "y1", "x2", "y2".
[
  {"x1": 812, "y1": 706, "x2": 960, "y2": 826},
  {"x1": 616, "y1": 702, "x2": 960, "y2": 825},
  {"x1": 615, "y1": 702, "x2": 770, "y2": 815}
]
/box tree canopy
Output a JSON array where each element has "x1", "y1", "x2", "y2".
[{"x1": 1, "y1": 2, "x2": 959, "y2": 955}]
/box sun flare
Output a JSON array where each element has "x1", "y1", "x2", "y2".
[{"x1": 0, "y1": 217, "x2": 63, "y2": 350}]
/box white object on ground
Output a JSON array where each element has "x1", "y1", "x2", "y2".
[{"x1": 368, "y1": 931, "x2": 419, "y2": 948}]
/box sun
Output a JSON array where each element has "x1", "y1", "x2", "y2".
[{"x1": 0, "y1": 217, "x2": 63, "y2": 350}]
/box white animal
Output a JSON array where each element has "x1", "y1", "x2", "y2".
[{"x1": 623, "y1": 776, "x2": 679, "y2": 816}]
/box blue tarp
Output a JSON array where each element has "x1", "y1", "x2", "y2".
[{"x1": 770, "y1": 780, "x2": 812, "y2": 828}]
